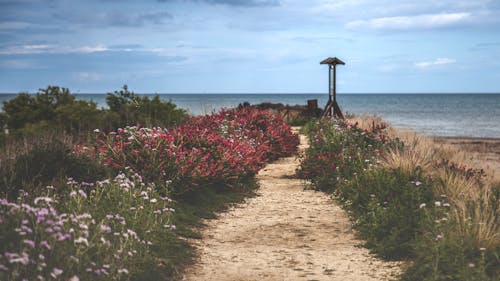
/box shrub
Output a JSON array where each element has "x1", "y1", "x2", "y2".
[
  {"x1": 105, "y1": 85, "x2": 187, "y2": 129},
  {"x1": 0, "y1": 171, "x2": 177, "y2": 280},
  {"x1": 97, "y1": 107, "x2": 299, "y2": 193},
  {"x1": 298, "y1": 119, "x2": 398, "y2": 191},
  {"x1": 345, "y1": 167, "x2": 435, "y2": 259},
  {"x1": 0, "y1": 138, "x2": 108, "y2": 199},
  {"x1": 2, "y1": 86, "x2": 102, "y2": 135}
]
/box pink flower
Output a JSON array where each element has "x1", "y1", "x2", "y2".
[
  {"x1": 23, "y1": 239, "x2": 35, "y2": 248},
  {"x1": 51, "y1": 267, "x2": 63, "y2": 278}
]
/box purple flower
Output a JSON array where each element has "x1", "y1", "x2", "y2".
[
  {"x1": 23, "y1": 239, "x2": 35, "y2": 248},
  {"x1": 51, "y1": 267, "x2": 63, "y2": 278},
  {"x1": 78, "y1": 190, "x2": 87, "y2": 199},
  {"x1": 100, "y1": 224, "x2": 112, "y2": 233},
  {"x1": 40, "y1": 241, "x2": 51, "y2": 250}
]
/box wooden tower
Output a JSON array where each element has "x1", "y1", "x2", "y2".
[{"x1": 320, "y1": 57, "x2": 345, "y2": 119}]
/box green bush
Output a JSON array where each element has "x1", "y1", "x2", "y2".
[
  {"x1": 345, "y1": 167, "x2": 435, "y2": 259},
  {"x1": 105, "y1": 85, "x2": 187, "y2": 129},
  {"x1": 2, "y1": 86, "x2": 102, "y2": 135},
  {"x1": 0, "y1": 140, "x2": 108, "y2": 199},
  {"x1": 1, "y1": 85, "x2": 188, "y2": 137}
]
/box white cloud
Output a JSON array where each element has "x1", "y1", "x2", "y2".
[
  {"x1": 74, "y1": 72, "x2": 101, "y2": 82},
  {"x1": 0, "y1": 44, "x2": 109, "y2": 55},
  {"x1": 415, "y1": 58, "x2": 456, "y2": 68},
  {"x1": 346, "y1": 12, "x2": 470, "y2": 30}
]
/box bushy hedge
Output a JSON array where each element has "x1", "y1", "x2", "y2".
[{"x1": 96, "y1": 107, "x2": 300, "y2": 193}]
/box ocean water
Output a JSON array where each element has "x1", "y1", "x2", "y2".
[{"x1": 1, "y1": 93, "x2": 499, "y2": 138}]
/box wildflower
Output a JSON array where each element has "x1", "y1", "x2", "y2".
[
  {"x1": 419, "y1": 203, "x2": 426, "y2": 209},
  {"x1": 34, "y1": 197, "x2": 54, "y2": 205},
  {"x1": 436, "y1": 234, "x2": 443, "y2": 241},
  {"x1": 40, "y1": 241, "x2": 51, "y2": 250},
  {"x1": 443, "y1": 203, "x2": 451, "y2": 207},
  {"x1": 69, "y1": 275, "x2": 80, "y2": 281},
  {"x1": 93, "y1": 129, "x2": 100, "y2": 133},
  {"x1": 78, "y1": 190, "x2": 87, "y2": 199},
  {"x1": 479, "y1": 247, "x2": 486, "y2": 251},
  {"x1": 23, "y1": 239, "x2": 35, "y2": 248},
  {"x1": 150, "y1": 198, "x2": 158, "y2": 203},
  {"x1": 100, "y1": 224, "x2": 112, "y2": 233},
  {"x1": 415, "y1": 181, "x2": 422, "y2": 186},
  {"x1": 468, "y1": 263, "x2": 475, "y2": 268},
  {"x1": 118, "y1": 268, "x2": 129, "y2": 274},
  {"x1": 74, "y1": 237, "x2": 89, "y2": 247},
  {"x1": 0, "y1": 263, "x2": 7, "y2": 271},
  {"x1": 435, "y1": 201, "x2": 441, "y2": 207}
]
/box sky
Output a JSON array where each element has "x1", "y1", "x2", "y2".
[{"x1": 1, "y1": 0, "x2": 500, "y2": 93}]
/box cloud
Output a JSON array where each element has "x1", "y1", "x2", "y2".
[
  {"x1": 106, "y1": 11, "x2": 173, "y2": 27},
  {"x1": 157, "y1": 0, "x2": 280, "y2": 6},
  {"x1": 415, "y1": 58, "x2": 456, "y2": 68},
  {"x1": 0, "y1": 44, "x2": 109, "y2": 55},
  {"x1": 346, "y1": 12, "x2": 471, "y2": 30},
  {"x1": 0, "y1": 21, "x2": 34, "y2": 30}
]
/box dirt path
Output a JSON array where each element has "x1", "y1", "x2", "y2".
[{"x1": 183, "y1": 133, "x2": 402, "y2": 281}]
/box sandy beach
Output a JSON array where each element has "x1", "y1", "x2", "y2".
[{"x1": 433, "y1": 136, "x2": 500, "y2": 180}]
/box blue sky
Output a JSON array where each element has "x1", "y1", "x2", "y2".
[{"x1": 1, "y1": 0, "x2": 500, "y2": 93}]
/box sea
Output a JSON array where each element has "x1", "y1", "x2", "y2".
[{"x1": 1, "y1": 93, "x2": 499, "y2": 138}]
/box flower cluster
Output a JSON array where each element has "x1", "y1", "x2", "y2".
[
  {"x1": 97, "y1": 107, "x2": 299, "y2": 191},
  {"x1": 0, "y1": 171, "x2": 175, "y2": 280},
  {"x1": 298, "y1": 119, "x2": 394, "y2": 192}
]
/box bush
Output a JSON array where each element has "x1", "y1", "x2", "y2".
[
  {"x1": 97, "y1": 107, "x2": 300, "y2": 193},
  {"x1": 0, "y1": 139, "x2": 108, "y2": 199},
  {"x1": 345, "y1": 168, "x2": 435, "y2": 259},
  {"x1": 298, "y1": 119, "x2": 397, "y2": 191},
  {"x1": 2, "y1": 86, "x2": 102, "y2": 135},
  {"x1": 0, "y1": 171, "x2": 177, "y2": 280},
  {"x1": 1, "y1": 85, "x2": 188, "y2": 137},
  {"x1": 105, "y1": 85, "x2": 187, "y2": 129}
]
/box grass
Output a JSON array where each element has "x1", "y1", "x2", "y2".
[{"x1": 298, "y1": 117, "x2": 500, "y2": 281}]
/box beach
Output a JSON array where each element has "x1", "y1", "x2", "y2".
[{"x1": 433, "y1": 136, "x2": 500, "y2": 180}]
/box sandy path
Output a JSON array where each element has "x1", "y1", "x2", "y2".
[{"x1": 183, "y1": 133, "x2": 402, "y2": 281}]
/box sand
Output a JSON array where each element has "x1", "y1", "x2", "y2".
[
  {"x1": 433, "y1": 137, "x2": 500, "y2": 180},
  {"x1": 183, "y1": 132, "x2": 402, "y2": 281}
]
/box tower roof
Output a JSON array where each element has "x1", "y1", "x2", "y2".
[{"x1": 320, "y1": 57, "x2": 345, "y2": 65}]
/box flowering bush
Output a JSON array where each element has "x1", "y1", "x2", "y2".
[
  {"x1": 97, "y1": 107, "x2": 299, "y2": 192},
  {"x1": 0, "y1": 171, "x2": 176, "y2": 280},
  {"x1": 298, "y1": 119, "x2": 398, "y2": 191}
]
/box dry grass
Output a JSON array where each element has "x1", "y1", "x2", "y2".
[{"x1": 347, "y1": 115, "x2": 500, "y2": 250}]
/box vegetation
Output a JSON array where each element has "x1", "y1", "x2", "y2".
[
  {"x1": 0, "y1": 92, "x2": 299, "y2": 280},
  {"x1": 0, "y1": 85, "x2": 188, "y2": 137},
  {"x1": 298, "y1": 117, "x2": 499, "y2": 280}
]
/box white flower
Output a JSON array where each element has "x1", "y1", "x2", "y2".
[
  {"x1": 50, "y1": 268, "x2": 63, "y2": 278},
  {"x1": 93, "y1": 129, "x2": 100, "y2": 133},
  {"x1": 435, "y1": 201, "x2": 441, "y2": 207},
  {"x1": 74, "y1": 237, "x2": 89, "y2": 247},
  {"x1": 34, "y1": 197, "x2": 54, "y2": 205},
  {"x1": 419, "y1": 203, "x2": 426, "y2": 209}
]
